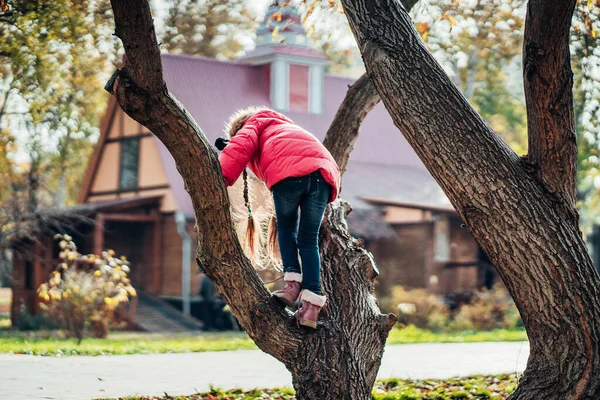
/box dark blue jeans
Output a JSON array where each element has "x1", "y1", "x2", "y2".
[{"x1": 272, "y1": 171, "x2": 330, "y2": 295}]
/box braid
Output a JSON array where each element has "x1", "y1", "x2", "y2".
[
  {"x1": 243, "y1": 169, "x2": 251, "y2": 215},
  {"x1": 243, "y1": 169, "x2": 257, "y2": 257},
  {"x1": 267, "y1": 215, "x2": 280, "y2": 259}
]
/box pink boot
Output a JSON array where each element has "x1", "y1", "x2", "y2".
[
  {"x1": 272, "y1": 272, "x2": 302, "y2": 308},
  {"x1": 296, "y1": 290, "x2": 327, "y2": 329}
]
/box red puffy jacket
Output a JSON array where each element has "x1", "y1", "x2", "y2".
[{"x1": 219, "y1": 109, "x2": 340, "y2": 202}]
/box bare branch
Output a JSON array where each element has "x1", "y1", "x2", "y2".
[
  {"x1": 523, "y1": 0, "x2": 578, "y2": 212},
  {"x1": 322, "y1": 0, "x2": 417, "y2": 176},
  {"x1": 107, "y1": 0, "x2": 301, "y2": 364},
  {"x1": 323, "y1": 73, "x2": 379, "y2": 174}
]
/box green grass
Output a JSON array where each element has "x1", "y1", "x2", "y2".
[
  {"x1": 0, "y1": 326, "x2": 527, "y2": 356},
  {"x1": 387, "y1": 325, "x2": 528, "y2": 345},
  {"x1": 98, "y1": 375, "x2": 519, "y2": 399},
  {"x1": 0, "y1": 331, "x2": 256, "y2": 356}
]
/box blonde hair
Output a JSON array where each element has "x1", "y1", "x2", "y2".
[{"x1": 225, "y1": 106, "x2": 280, "y2": 268}]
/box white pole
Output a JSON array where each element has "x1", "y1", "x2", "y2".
[{"x1": 175, "y1": 212, "x2": 191, "y2": 316}]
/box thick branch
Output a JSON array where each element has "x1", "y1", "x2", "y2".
[
  {"x1": 523, "y1": 0, "x2": 578, "y2": 212},
  {"x1": 323, "y1": 73, "x2": 379, "y2": 174},
  {"x1": 341, "y1": 0, "x2": 524, "y2": 214},
  {"x1": 323, "y1": 0, "x2": 417, "y2": 175},
  {"x1": 108, "y1": 0, "x2": 300, "y2": 365}
]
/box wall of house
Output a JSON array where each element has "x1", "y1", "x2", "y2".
[
  {"x1": 158, "y1": 217, "x2": 203, "y2": 298},
  {"x1": 384, "y1": 207, "x2": 431, "y2": 224},
  {"x1": 85, "y1": 108, "x2": 177, "y2": 212},
  {"x1": 370, "y1": 207, "x2": 483, "y2": 297},
  {"x1": 392, "y1": 222, "x2": 434, "y2": 287},
  {"x1": 103, "y1": 220, "x2": 156, "y2": 292},
  {"x1": 10, "y1": 239, "x2": 52, "y2": 323},
  {"x1": 444, "y1": 216, "x2": 480, "y2": 292}
]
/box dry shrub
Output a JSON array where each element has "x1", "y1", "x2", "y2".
[
  {"x1": 37, "y1": 235, "x2": 137, "y2": 343},
  {"x1": 449, "y1": 284, "x2": 522, "y2": 331},
  {"x1": 381, "y1": 286, "x2": 450, "y2": 330},
  {"x1": 382, "y1": 284, "x2": 523, "y2": 332}
]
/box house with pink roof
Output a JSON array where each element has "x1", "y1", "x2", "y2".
[{"x1": 10, "y1": 2, "x2": 497, "y2": 330}]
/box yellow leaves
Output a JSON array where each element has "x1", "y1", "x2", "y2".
[
  {"x1": 422, "y1": 32, "x2": 429, "y2": 42},
  {"x1": 440, "y1": 12, "x2": 457, "y2": 26},
  {"x1": 303, "y1": 1, "x2": 318, "y2": 25},
  {"x1": 39, "y1": 237, "x2": 138, "y2": 335},
  {"x1": 588, "y1": 0, "x2": 594, "y2": 11},
  {"x1": 268, "y1": 12, "x2": 282, "y2": 24}
]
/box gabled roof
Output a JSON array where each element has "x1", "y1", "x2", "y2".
[{"x1": 155, "y1": 53, "x2": 448, "y2": 217}]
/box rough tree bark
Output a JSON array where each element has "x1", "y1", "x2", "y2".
[
  {"x1": 340, "y1": 0, "x2": 600, "y2": 398},
  {"x1": 106, "y1": 1, "x2": 396, "y2": 399},
  {"x1": 523, "y1": 0, "x2": 578, "y2": 215},
  {"x1": 322, "y1": 0, "x2": 416, "y2": 173}
]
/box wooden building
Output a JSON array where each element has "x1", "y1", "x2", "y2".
[{"x1": 10, "y1": 2, "x2": 496, "y2": 328}]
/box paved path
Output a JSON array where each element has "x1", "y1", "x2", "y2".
[{"x1": 0, "y1": 342, "x2": 529, "y2": 400}]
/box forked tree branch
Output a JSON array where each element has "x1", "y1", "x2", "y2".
[
  {"x1": 323, "y1": 0, "x2": 417, "y2": 175},
  {"x1": 523, "y1": 0, "x2": 578, "y2": 213},
  {"x1": 107, "y1": 0, "x2": 301, "y2": 365}
]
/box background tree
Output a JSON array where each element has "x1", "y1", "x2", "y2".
[
  {"x1": 0, "y1": 0, "x2": 112, "y2": 208},
  {"x1": 0, "y1": 0, "x2": 113, "y2": 284},
  {"x1": 161, "y1": 0, "x2": 257, "y2": 59},
  {"x1": 572, "y1": 0, "x2": 600, "y2": 231}
]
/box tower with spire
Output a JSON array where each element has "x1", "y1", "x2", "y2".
[
  {"x1": 241, "y1": 1, "x2": 328, "y2": 114},
  {"x1": 256, "y1": 1, "x2": 310, "y2": 47}
]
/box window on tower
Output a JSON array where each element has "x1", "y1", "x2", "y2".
[{"x1": 289, "y1": 64, "x2": 309, "y2": 113}]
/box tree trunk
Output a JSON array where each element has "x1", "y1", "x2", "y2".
[
  {"x1": 55, "y1": 170, "x2": 67, "y2": 209},
  {"x1": 106, "y1": 1, "x2": 395, "y2": 398},
  {"x1": 292, "y1": 201, "x2": 395, "y2": 399},
  {"x1": 340, "y1": 0, "x2": 600, "y2": 398}
]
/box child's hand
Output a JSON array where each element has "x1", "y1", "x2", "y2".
[{"x1": 215, "y1": 136, "x2": 230, "y2": 151}]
